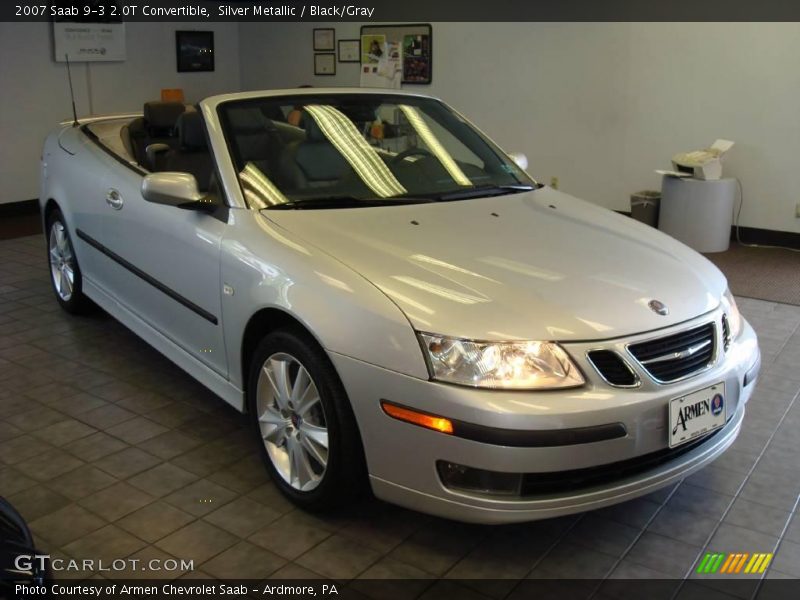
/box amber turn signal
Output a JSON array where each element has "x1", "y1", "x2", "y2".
[{"x1": 380, "y1": 401, "x2": 454, "y2": 434}]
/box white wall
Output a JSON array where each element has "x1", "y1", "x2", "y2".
[
  {"x1": 0, "y1": 22, "x2": 240, "y2": 204},
  {"x1": 239, "y1": 22, "x2": 800, "y2": 235}
]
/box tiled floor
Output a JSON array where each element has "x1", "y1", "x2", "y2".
[{"x1": 1, "y1": 234, "x2": 799, "y2": 596}]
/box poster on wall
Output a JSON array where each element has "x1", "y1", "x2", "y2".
[
  {"x1": 360, "y1": 37, "x2": 402, "y2": 89},
  {"x1": 360, "y1": 24, "x2": 432, "y2": 85},
  {"x1": 53, "y1": 8, "x2": 126, "y2": 62},
  {"x1": 402, "y1": 34, "x2": 431, "y2": 83}
]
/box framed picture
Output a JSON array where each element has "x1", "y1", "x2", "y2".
[
  {"x1": 175, "y1": 31, "x2": 214, "y2": 73},
  {"x1": 314, "y1": 53, "x2": 336, "y2": 76},
  {"x1": 338, "y1": 39, "x2": 360, "y2": 63},
  {"x1": 313, "y1": 28, "x2": 335, "y2": 51}
]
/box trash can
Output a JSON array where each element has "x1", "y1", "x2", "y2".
[
  {"x1": 659, "y1": 177, "x2": 736, "y2": 253},
  {"x1": 630, "y1": 190, "x2": 661, "y2": 227}
]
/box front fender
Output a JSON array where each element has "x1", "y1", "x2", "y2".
[{"x1": 220, "y1": 210, "x2": 429, "y2": 390}]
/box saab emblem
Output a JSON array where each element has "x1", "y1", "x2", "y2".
[
  {"x1": 711, "y1": 393, "x2": 724, "y2": 416},
  {"x1": 648, "y1": 299, "x2": 669, "y2": 316}
]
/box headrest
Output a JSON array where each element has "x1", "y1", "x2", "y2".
[
  {"x1": 177, "y1": 112, "x2": 207, "y2": 151},
  {"x1": 228, "y1": 107, "x2": 268, "y2": 134},
  {"x1": 144, "y1": 101, "x2": 185, "y2": 130},
  {"x1": 303, "y1": 116, "x2": 327, "y2": 143}
]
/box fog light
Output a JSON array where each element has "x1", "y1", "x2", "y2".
[{"x1": 436, "y1": 461, "x2": 522, "y2": 497}]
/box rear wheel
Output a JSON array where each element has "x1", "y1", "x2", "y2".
[
  {"x1": 247, "y1": 328, "x2": 366, "y2": 510},
  {"x1": 46, "y1": 209, "x2": 92, "y2": 314}
]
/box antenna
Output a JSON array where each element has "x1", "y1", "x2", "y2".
[{"x1": 65, "y1": 53, "x2": 79, "y2": 127}]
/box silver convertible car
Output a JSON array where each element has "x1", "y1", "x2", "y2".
[{"x1": 40, "y1": 89, "x2": 760, "y2": 523}]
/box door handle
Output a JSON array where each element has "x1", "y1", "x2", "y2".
[{"x1": 106, "y1": 189, "x2": 124, "y2": 210}]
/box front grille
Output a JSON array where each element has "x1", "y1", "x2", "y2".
[
  {"x1": 629, "y1": 322, "x2": 715, "y2": 383},
  {"x1": 587, "y1": 350, "x2": 638, "y2": 386},
  {"x1": 520, "y1": 428, "x2": 721, "y2": 496}
]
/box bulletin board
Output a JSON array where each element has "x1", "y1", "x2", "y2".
[{"x1": 360, "y1": 24, "x2": 432, "y2": 85}]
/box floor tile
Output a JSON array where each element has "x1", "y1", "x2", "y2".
[
  {"x1": 723, "y1": 497, "x2": 791, "y2": 538},
  {"x1": 5, "y1": 405, "x2": 67, "y2": 432},
  {"x1": 7, "y1": 484, "x2": 71, "y2": 521},
  {"x1": 79, "y1": 481, "x2": 156, "y2": 521},
  {"x1": 297, "y1": 533, "x2": 382, "y2": 580},
  {"x1": 29, "y1": 418, "x2": 96, "y2": 446},
  {"x1": 206, "y1": 454, "x2": 270, "y2": 493},
  {"x1": 62, "y1": 431, "x2": 128, "y2": 462},
  {"x1": 738, "y1": 469, "x2": 800, "y2": 512},
  {"x1": 155, "y1": 520, "x2": 239, "y2": 565},
  {"x1": 0, "y1": 434, "x2": 55, "y2": 465},
  {"x1": 63, "y1": 524, "x2": 147, "y2": 560},
  {"x1": 0, "y1": 465, "x2": 38, "y2": 495},
  {"x1": 595, "y1": 497, "x2": 662, "y2": 528},
  {"x1": 29, "y1": 504, "x2": 106, "y2": 547},
  {"x1": 163, "y1": 478, "x2": 238, "y2": 517},
  {"x1": 685, "y1": 465, "x2": 749, "y2": 497},
  {"x1": 106, "y1": 416, "x2": 169, "y2": 444},
  {"x1": 707, "y1": 523, "x2": 779, "y2": 555},
  {"x1": 0, "y1": 421, "x2": 23, "y2": 443},
  {"x1": 56, "y1": 392, "x2": 109, "y2": 416},
  {"x1": 76, "y1": 404, "x2": 137, "y2": 429},
  {"x1": 770, "y1": 540, "x2": 800, "y2": 578},
  {"x1": 389, "y1": 521, "x2": 485, "y2": 577},
  {"x1": 647, "y1": 505, "x2": 720, "y2": 547},
  {"x1": 16, "y1": 447, "x2": 84, "y2": 481},
  {"x1": 201, "y1": 540, "x2": 286, "y2": 580},
  {"x1": 666, "y1": 483, "x2": 735, "y2": 520},
  {"x1": 47, "y1": 464, "x2": 117, "y2": 500},
  {"x1": 625, "y1": 532, "x2": 702, "y2": 578},
  {"x1": 203, "y1": 496, "x2": 282, "y2": 538},
  {"x1": 352, "y1": 557, "x2": 434, "y2": 600},
  {"x1": 249, "y1": 511, "x2": 333, "y2": 561},
  {"x1": 127, "y1": 462, "x2": 199, "y2": 497},
  {"x1": 528, "y1": 541, "x2": 617, "y2": 579},
  {"x1": 562, "y1": 514, "x2": 640, "y2": 557},
  {"x1": 115, "y1": 501, "x2": 196, "y2": 544},
  {"x1": 92, "y1": 447, "x2": 161, "y2": 479},
  {"x1": 136, "y1": 430, "x2": 203, "y2": 460}
]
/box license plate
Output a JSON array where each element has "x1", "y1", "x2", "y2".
[{"x1": 669, "y1": 383, "x2": 726, "y2": 448}]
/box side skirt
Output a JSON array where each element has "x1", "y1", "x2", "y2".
[{"x1": 83, "y1": 277, "x2": 245, "y2": 412}]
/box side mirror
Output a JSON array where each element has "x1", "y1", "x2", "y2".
[
  {"x1": 508, "y1": 152, "x2": 528, "y2": 171},
  {"x1": 141, "y1": 172, "x2": 216, "y2": 213}
]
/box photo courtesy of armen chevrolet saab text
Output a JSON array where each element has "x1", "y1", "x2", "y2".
[{"x1": 39, "y1": 89, "x2": 760, "y2": 524}]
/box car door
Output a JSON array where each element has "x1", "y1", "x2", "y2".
[
  {"x1": 91, "y1": 167, "x2": 228, "y2": 377},
  {"x1": 51, "y1": 130, "x2": 118, "y2": 279}
]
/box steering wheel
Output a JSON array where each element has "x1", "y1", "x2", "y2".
[{"x1": 390, "y1": 147, "x2": 433, "y2": 164}]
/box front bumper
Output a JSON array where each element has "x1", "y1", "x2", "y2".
[{"x1": 330, "y1": 311, "x2": 760, "y2": 524}]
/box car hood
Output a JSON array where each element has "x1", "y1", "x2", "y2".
[{"x1": 263, "y1": 187, "x2": 726, "y2": 342}]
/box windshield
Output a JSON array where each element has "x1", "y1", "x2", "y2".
[{"x1": 217, "y1": 94, "x2": 535, "y2": 208}]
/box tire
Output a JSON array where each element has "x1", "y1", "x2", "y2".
[
  {"x1": 46, "y1": 209, "x2": 92, "y2": 314},
  {"x1": 247, "y1": 327, "x2": 366, "y2": 511}
]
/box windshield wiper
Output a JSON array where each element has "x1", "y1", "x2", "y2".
[
  {"x1": 264, "y1": 196, "x2": 435, "y2": 210},
  {"x1": 433, "y1": 184, "x2": 536, "y2": 201}
]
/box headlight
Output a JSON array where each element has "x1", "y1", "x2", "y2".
[
  {"x1": 722, "y1": 288, "x2": 742, "y2": 338},
  {"x1": 419, "y1": 333, "x2": 585, "y2": 390}
]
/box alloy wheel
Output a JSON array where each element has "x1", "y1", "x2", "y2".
[
  {"x1": 256, "y1": 352, "x2": 329, "y2": 492},
  {"x1": 49, "y1": 221, "x2": 75, "y2": 301}
]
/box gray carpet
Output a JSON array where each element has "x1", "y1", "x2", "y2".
[{"x1": 704, "y1": 244, "x2": 800, "y2": 307}]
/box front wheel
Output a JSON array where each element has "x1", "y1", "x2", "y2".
[
  {"x1": 247, "y1": 328, "x2": 366, "y2": 511},
  {"x1": 46, "y1": 209, "x2": 92, "y2": 314}
]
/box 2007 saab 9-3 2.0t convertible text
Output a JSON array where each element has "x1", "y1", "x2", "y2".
[{"x1": 40, "y1": 89, "x2": 760, "y2": 523}]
